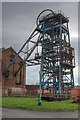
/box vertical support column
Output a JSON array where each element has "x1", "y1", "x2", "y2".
[
  {"x1": 38, "y1": 22, "x2": 45, "y2": 106},
  {"x1": 59, "y1": 16, "x2": 62, "y2": 94},
  {"x1": 38, "y1": 70, "x2": 42, "y2": 106},
  {"x1": 59, "y1": 65, "x2": 61, "y2": 93},
  {"x1": 67, "y1": 22, "x2": 70, "y2": 46},
  {"x1": 71, "y1": 68, "x2": 74, "y2": 87}
]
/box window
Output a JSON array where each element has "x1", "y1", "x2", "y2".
[{"x1": 16, "y1": 70, "x2": 21, "y2": 84}]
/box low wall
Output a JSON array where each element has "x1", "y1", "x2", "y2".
[{"x1": 2, "y1": 87, "x2": 27, "y2": 97}]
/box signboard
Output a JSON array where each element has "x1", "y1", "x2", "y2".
[{"x1": 38, "y1": 89, "x2": 42, "y2": 94}]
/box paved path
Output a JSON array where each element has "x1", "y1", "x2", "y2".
[
  {"x1": 0, "y1": 108, "x2": 2, "y2": 120},
  {"x1": 1, "y1": 108, "x2": 79, "y2": 118}
]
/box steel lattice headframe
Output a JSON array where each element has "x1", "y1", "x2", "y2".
[{"x1": 3, "y1": 9, "x2": 75, "y2": 95}]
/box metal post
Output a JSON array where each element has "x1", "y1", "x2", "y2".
[
  {"x1": 38, "y1": 22, "x2": 45, "y2": 106},
  {"x1": 38, "y1": 70, "x2": 42, "y2": 106},
  {"x1": 59, "y1": 16, "x2": 62, "y2": 94}
]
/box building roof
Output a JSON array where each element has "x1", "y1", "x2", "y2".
[{"x1": 2, "y1": 47, "x2": 24, "y2": 61}]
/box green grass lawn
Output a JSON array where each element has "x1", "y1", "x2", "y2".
[{"x1": 0, "y1": 97, "x2": 80, "y2": 111}]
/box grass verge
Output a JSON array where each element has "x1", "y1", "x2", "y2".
[{"x1": 1, "y1": 97, "x2": 80, "y2": 111}]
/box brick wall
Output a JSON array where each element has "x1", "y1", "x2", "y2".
[
  {"x1": 25, "y1": 85, "x2": 39, "y2": 97},
  {"x1": 1, "y1": 47, "x2": 27, "y2": 97}
]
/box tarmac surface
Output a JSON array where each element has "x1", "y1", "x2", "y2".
[
  {"x1": 0, "y1": 108, "x2": 2, "y2": 120},
  {"x1": 1, "y1": 107, "x2": 79, "y2": 118}
]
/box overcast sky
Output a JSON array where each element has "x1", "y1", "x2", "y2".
[{"x1": 2, "y1": 2, "x2": 79, "y2": 85}]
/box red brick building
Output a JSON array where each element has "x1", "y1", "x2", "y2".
[
  {"x1": 0, "y1": 47, "x2": 27, "y2": 96},
  {"x1": 0, "y1": 49, "x2": 2, "y2": 97},
  {"x1": 25, "y1": 85, "x2": 39, "y2": 97}
]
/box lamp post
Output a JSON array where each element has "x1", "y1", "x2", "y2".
[{"x1": 38, "y1": 71, "x2": 42, "y2": 106}]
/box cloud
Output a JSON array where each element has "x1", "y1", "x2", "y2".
[
  {"x1": 26, "y1": 65, "x2": 40, "y2": 85},
  {"x1": 2, "y1": 2, "x2": 78, "y2": 49}
]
